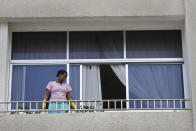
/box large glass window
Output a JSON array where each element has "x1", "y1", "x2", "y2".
[{"x1": 10, "y1": 30, "x2": 185, "y2": 110}]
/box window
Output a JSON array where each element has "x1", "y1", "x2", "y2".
[
  {"x1": 69, "y1": 65, "x2": 80, "y2": 100},
  {"x1": 126, "y1": 30, "x2": 182, "y2": 58},
  {"x1": 128, "y1": 64, "x2": 184, "y2": 108},
  {"x1": 69, "y1": 31, "x2": 123, "y2": 59},
  {"x1": 11, "y1": 65, "x2": 67, "y2": 101},
  {"x1": 10, "y1": 30, "x2": 185, "y2": 110},
  {"x1": 12, "y1": 32, "x2": 67, "y2": 59}
]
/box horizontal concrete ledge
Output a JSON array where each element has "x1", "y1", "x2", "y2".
[
  {"x1": 7, "y1": 16, "x2": 184, "y2": 31},
  {"x1": 0, "y1": 15, "x2": 185, "y2": 22},
  {"x1": 0, "y1": 112, "x2": 193, "y2": 131}
]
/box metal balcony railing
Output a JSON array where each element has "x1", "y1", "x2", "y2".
[{"x1": 0, "y1": 99, "x2": 191, "y2": 114}]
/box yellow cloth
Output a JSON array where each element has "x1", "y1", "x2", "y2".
[
  {"x1": 42, "y1": 99, "x2": 46, "y2": 109},
  {"x1": 71, "y1": 102, "x2": 76, "y2": 109}
]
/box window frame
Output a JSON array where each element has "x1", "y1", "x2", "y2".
[{"x1": 8, "y1": 28, "x2": 187, "y2": 111}]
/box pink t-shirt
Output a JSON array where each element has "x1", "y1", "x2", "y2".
[{"x1": 46, "y1": 81, "x2": 72, "y2": 101}]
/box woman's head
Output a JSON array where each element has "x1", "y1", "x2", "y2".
[{"x1": 56, "y1": 69, "x2": 67, "y2": 83}]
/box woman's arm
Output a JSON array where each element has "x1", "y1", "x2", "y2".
[
  {"x1": 44, "y1": 89, "x2": 51, "y2": 100},
  {"x1": 67, "y1": 92, "x2": 77, "y2": 109},
  {"x1": 66, "y1": 92, "x2": 72, "y2": 100}
]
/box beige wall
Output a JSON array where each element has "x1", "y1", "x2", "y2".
[
  {"x1": 185, "y1": 0, "x2": 196, "y2": 130},
  {"x1": 0, "y1": 23, "x2": 9, "y2": 110},
  {"x1": 0, "y1": 112, "x2": 193, "y2": 131},
  {"x1": 0, "y1": 0, "x2": 184, "y2": 20}
]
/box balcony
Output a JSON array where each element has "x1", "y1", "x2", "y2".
[{"x1": 0, "y1": 99, "x2": 191, "y2": 114}]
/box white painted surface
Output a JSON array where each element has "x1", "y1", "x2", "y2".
[
  {"x1": 0, "y1": 23, "x2": 9, "y2": 111},
  {"x1": 0, "y1": 0, "x2": 184, "y2": 19},
  {"x1": 0, "y1": 112, "x2": 193, "y2": 131}
]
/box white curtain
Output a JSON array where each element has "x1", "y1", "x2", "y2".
[
  {"x1": 110, "y1": 64, "x2": 126, "y2": 87},
  {"x1": 82, "y1": 65, "x2": 102, "y2": 100},
  {"x1": 82, "y1": 65, "x2": 102, "y2": 109}
]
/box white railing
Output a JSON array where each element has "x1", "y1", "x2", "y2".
[{"x1": 0, "y1": 99, "x2": 191, "y2": 114}]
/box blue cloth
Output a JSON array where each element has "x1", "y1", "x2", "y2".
[
  {"x1": 48, "y1": 102, "x2": 69, "y2": 114},
  {"x1": 128, "y1": 64, "x2": 184, "y2": 108}
]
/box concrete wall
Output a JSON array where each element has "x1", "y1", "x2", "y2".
[
  {"x1": 0, "y1": 112, "x2": 193, "y2": 131},
  {"x1": 0, "y1": 23, "x2": 9, "y2": 110},
  {"x1": 185, "y1": 0, "x2": 196, "y2": 130},
  {"x1": 0, "y1": 0, "x2": 184, "y2": 20}
]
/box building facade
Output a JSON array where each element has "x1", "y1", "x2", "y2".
[{"x1": 0, "y1": 0, "x2": 196, "y2": 131}]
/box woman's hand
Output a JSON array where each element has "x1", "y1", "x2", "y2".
[
  {"x1": 42, "y1": 99, "x2": 47, "y2": 109},
  {"x1": 42, "y1": 89, "x2": 51, "y2": 109},
  {"x1": 44, "y1": 89, "x2": 51, "y2": 100},
  {"x1": 67, "y1": 92, "x2": 76, "y2": 109}
]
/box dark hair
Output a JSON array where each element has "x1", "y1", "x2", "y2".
[{"x1": 56, "y1": 69, "x2": 67, "y2": 77}]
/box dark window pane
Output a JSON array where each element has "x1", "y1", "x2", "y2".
[
  {"x1": 12, "y1": 32, "x2": 67, "y2": 59},
  {"x1": 69, "y1": 31, "x2": 123, "y2": 59},
  {"x1": 126, "y1": 30, "x2": 182, "y2": 58}
]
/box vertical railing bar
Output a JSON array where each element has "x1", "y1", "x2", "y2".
[
  {"x1": 42, "y1": 101, "x2": 44, "y2": 110},
  {"x1": 140, "y1": 100, "x2": 142, "y2": 109},
  {"x1": 154, "y1": 100, "x2": 155, "y2": 109},
  {"x1": 16, "y1": 101, "x2": 18, "y2": 111},
  {"x1": 29, "y1": 101, "x2": 31, "y2": 111},
  {"x1": 82, "y1": 101, "x2": 84, "y2": 110},
  {"x1": 102, "y1": 101, "x2": 103, "y2": 111},
  {"x1": 95, "y1": 101, "x2": 96, "y2": 110},
  {"x1": 134, "y1": 100, "x2": 136, "y2": 109},
  {"x1": 6, "y1": 102, "x2": 8, "y2": 112},
  {"x1": 114, "y1": 100, "x2": 116, "y2": 110},
  {"x1": 180, "y1": 100, "x2": 182, "y2": 109},
  {"x1": 120, "y1": 100, "x2": 123, "y2": 110},
  {"x1": 160, "y1": 100, "x2": 162, "y2": 109},
  {"x1": 69, "y1": 101, "x2": 71, "y2": 112},
  {"x1": 185, "y1": 100, "x2": 188, "y2": 109},
  {"x1": 23, "y1": 102, "x2": 24, "y2": 111},
  {"x1": 108, "y1": 100, "x2": 110, "y2": 110},
  {"x1": 167, "y1": 100, "x2": 168, "y2": 109},
  {"x1": 173, "y1": 100, "x2": 175, "y2": 109},
  {"x1": 56, "y1": 101, "x2": 57, "y2": 111},
  {"x1": 147, "y1": 100, "x2": 149, "y2": 109},
  {"x1": 88, "y1": 100, "x2": 90, "y2": 110},
  {"x1": 75, "y1": 101, "x2": 77, "y2": 110},
  {"x1": 36, "y1": 102, "x2": 38, "y2": 110}
]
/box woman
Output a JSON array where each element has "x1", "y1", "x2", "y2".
[{"x1": 43, "y1": 69, "x2": 76, "y2": 114}]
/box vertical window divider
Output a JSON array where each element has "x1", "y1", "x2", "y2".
[
  {"x1": 67, "y1": 31, "x2": 70, "y2": 84},
  {"x1": 123, "y1": 31, "x2": 126, "y2": 59},
  {"x1": 80, "y1": 64, "x2": 83, "y2": 108},
  {"x1": 67, "y1": 64, "x2": 70, "y2": 84},
  {"x1": 66, "y1": 31, "x2": 69, "y2": 60},
  {"x1": 125, "y1": 64, "x2": 129, "y2": 109}
]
